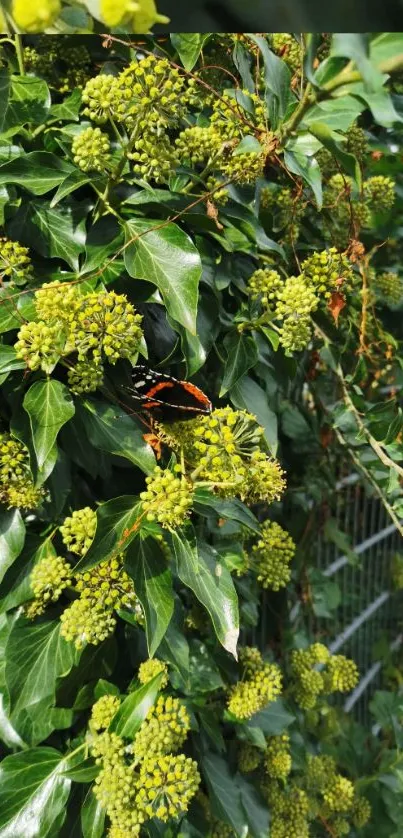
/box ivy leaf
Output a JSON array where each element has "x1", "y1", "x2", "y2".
[
  {"x1": 248, "y1": 34, "x2": 293, "y2": 125},
  {"x1": 74, "y1": 497, "x2": 142, "y2": 572},
  {"x1": 308, "y1": 121, "x2": 362, "y2": 188},
  {"x1": 124, "y1": 219, "x2": 202, "y2": 334},
  {"x1": 125, "y1": 536, "x2": 174, "y2": 657},
  {"x1": 194, "y1": 489, "x2": 260, "y2": 534},
  {"x1": 237, "y1": 773, "x2": 269, "y2": 838},
  {"x1": 0, "y1": 747, "x2": 71, "y2": 837},
  {"x1": 0, "y1": 345, "x2": 25, "y2": 375},
  {"x1": 284, "y1": 149, "x2": 322, "y2": 209},
  {"x1": 3, "y1": 75, "x2": 51, "y2": 132},
  {"x1": 158, "y1": 605, "x2": 190, "y2": 683},
  {"x1": 23, "y1": 380, "x2": 75, "y2": 470},
  {"x1": 81, "y1": 788, "x2": 105, "y2": 838},
  {"x1": 9, "y1": 200, "x2": 87, "y2": 270},
  {"x1": 110, "y1": 674, "x2": 163, "y2": 738},
  {"x1": 220, "y1": 332, "x2": 258, "y2": 396},
  {"x1": 201, "y1": 753, "x2": 247, "y2": 836},
  {"x1": 170, "y1": 531, "x2": 239, "y2": 658},
  {"x1": 248, "y1": 699, "x2": 296, "y2": 736},
  {"x1": 0, "y1": 509, "x2": 25, "y2": 585},
  {"x1": 0, "y1": 69, "x2": 10, "y2": 133},
  {"x1": 77, "y1": 399, "x2": 155, "y2": 475},
  {"x1": 331, "y1": 33, "x2": 384, "y2": 93},
  {"x1": 0, "y1": 152, "x2": 74, "y2": 195},
  {"x1": 230, "y1": 375, "x2": 278, "y2": 455},
  {"x1": 170, "y1": 33, "x2": 210, "y2": 70}
]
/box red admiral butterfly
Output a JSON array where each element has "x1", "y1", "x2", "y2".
[{"x1": 126, "y1": 365, "x2": 212, "y2": 422}]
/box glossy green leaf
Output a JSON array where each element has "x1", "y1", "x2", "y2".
[
  {"x1": 171, "y1": 33, "x2": 210, "y2": 70},
  {"x1": 284, "y1": 149, "x2": 322, "y2": 209},
  {"x1": 23, "y1": 379, "x2": 75, "y2": 470},
  {"x1": 230, "y1": 374, "x2": 278, "y2": 455},
  {"x1": 194, "y1": 489, "x2": 260, "y2": 534},
  {"x1": 0, "y1": 152, "x2": 74, "y2": 195},
  {"x1": 2, "y1": 75, "x2": 51, "y2": 133},
  {"x1": 220, "y1": 332, "x2": 258, "y2": 396},
  {"x1": 110, "y1": 674, "x2": 162, "y2": 738},
  {"x1": 158, "y1": 606, "x2": 190, "y2": 683},
  {"x1": 308, "y1": 121, "x2": 362, "y2": 187},
  {"x1": 331, "y1": 33, "x2": 384, "y2": 92},
  {"x1": 0, "y1": 747, "x2": 71, "y2": 837},
  {"x1": 125, "y1": 536, "x2": 174, "y2": 656},
  {"x1": 0, "y1": 345, "x2": 25, "y2": 375},
  {"x1": 0, "y1": 534, "x2": 55, "y2": 615},
  {"x1": 237, "y1": 774, "x2": 269, "y2": 838},
  {"x1": 81, "y1": 788, "x2": 105, "y2": 838},
  {"x1": 170, "y1": 531, "x2": 239, "y2": 658},
  {"x1": 0, "y1": 69, "x2": 10, "y2": 133},
  {"x1": 248, "y1": 34, "x2": 293, "y2": 124},
  {"x1": 0, "y1": 509, "x2": 25, "y2": 585},
  {"x1": 248, "y1": 699, "x2": 296, "y2": 735},
  {"x1": 201, "y1": 753, "x2": 247, "y2": 835},
  {"x1": 77, "y1": 398, "x2": 155, "y2": 475},
  {"x1": 124, "y1": 219, "x2": 202, "y2": 334},
  {"x1": 9, "y1": 200, "x2": 87, "y2": 270},
  {"x1": 74, "y1": 496, "x2": 142, "y2": 572}
]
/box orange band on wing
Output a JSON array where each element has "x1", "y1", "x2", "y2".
[
  {"x1": 145, "y1": 381, "x2": 175, "y2": 398},
  {"x1": 182, "y1": 382, "x2": 212, "y2": 406}
]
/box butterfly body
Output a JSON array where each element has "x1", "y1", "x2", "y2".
[{"x1": 125, "y1": 365, "x2": 212, "y2": 422}]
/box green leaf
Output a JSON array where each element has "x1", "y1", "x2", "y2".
[
  {"x1": 0, "y1": 345, "x2": 26, "y2": 375},
  {"x1": 284, "y1": 149, "x2": 322, "y2": 209},
  {"x1": 81, "y1": 788, "x2": 105, "y2": 838},
  {"x1": 248, "y1": 699, "x2": 295, "y2": 735},
  {"x1": 0, "y1": 152, "x2": 74, "y2": 195},
  {"x1": 0, "y1": 288, "x2": 27, "y2": 334},
  {"x1": 308, "y1": 121, "x2": 362, "y2": 188},
  {"x1": 0, "y1": 509, "x2": 25, "y2": 585},
  {"x1": 2, "y1": 75, "x2": 51, "y2": 133},
  {"x1": 50, "y1": 169, "x2": 92, "y2": 207},
  {"x1": 248, "y1": 34, "x2": 292, "y2": 125},
  {"x1": 125, "y1": 536, "x2": 174, "y2": 656},
  {"x1": 331, "y1": 33, "x2": 384, "y2": 92},
  {"x1": 170, "y1": 33, "x2": 209, "y2": 70},
  {"x1": 370, "y1": 32, "x2": 403, "y2": 64},
  {"x1": 0, "y1": 69, "x2": 10, "y2": 134},
  {"x1": 9, "y1": 200, "x2": 87, "y2": 270},
  {"x1": 158, "y1": 606, "x2": 190, "y2": 682},
  {"x1": 237, "y1": 773, "x2": 269, "y2": 838},
  {"x1": 194, "y1": 489, "x2": 260, "y2": 534},
  {"x1": 23, "y1": 380, "x2": 75, "y2": 470},
  {"x1": 220, "y1": 332, "x2": 258, "y2": 396},
  {"x1": 369, "y1": 690, "x2": 403, "y2": 730},
  {"x1": 201, "y1": 753, "x2": 247, "y2": 836},
  {"x1": 77, "y1": 398, "x2": 155, "y2": 475},
  {"x1": 302, "y1": 96, "x2": 363, "y2": 131},
  {"x1": 170, "y1": 531, "x2": 239, "y2": 657},
  {"x1": 124, "y1": 219, "x2": 202, "y2": 334},
  {"x1": 74, "y1": 496, "x2": 142, "y2": 572},
  {"x1": 110, "y1": 674, "x2": 162, "y2": 738},
  {"x1": 230, "y1": 375, "x2": 278, "y2": 455},
  {"x1": 0, "y1": 534, "x2": 55, "y2": 615},
  {"x1": 0, "y1": 747, "x2": 71, "y2": 837}
]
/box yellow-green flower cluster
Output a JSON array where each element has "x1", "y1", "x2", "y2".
[
  {"x1": 301, "y1": 247, "x2": 354, "y2": 298},
  {"x1": 265, "y1": 734, "x2": 292, "y2": 779},
  {"x1": 100, "y1": 0, "x2": 169, "y2": 32},
  {"x1": 117, "y1": 54, "x2": 186, "y2": 131},
  {"x1": 11, "y1": 0, "x2": 61, "y2": 31},
  {"x1": 138, "y1": 658, "x2": 169, "y2": 688},
  {"x1": 239, "y1": 645, "x2": 266, "y2": 676},
  {"x1": 251, "y1": 520, "x2": 295, "y2": 590},
  {"x1": 290, "y1": 644, "x2": 358, "y2": 708},
  {"x1": 176, "y1": 126, "x2": 222, "y2": 166},
  {"x1": 220, "y1": 150, "x2": 265, "y2": 185},
  {"x1": 27, "y1": 555, "x2": 72, "y2": 618},
  {"x1": 140, "y1": 466, "x2": 193, "y2": 528},
  {"x1": 136, "y1": 753, "x2": 200, "y2": 821},
  {"x1": 59, "y1": 507, "x2": 97, "y2": 556},
  {"x1": 0, "y1": 432, "x2": 44, "y2": 511},
  {"x1": 237, "y1": 742, "x2": 262, "y2": 773},
  {"x1": 133, "y1": 695, "x2": 190, "y2": 760},
  {"x1": 374, "y1": 271, "x2": 402, "y2": 304},
  {"x1": 128, "y1": 133, "x2": 179, "y2": 184},
  {"x1": 72, "y1": 127, "x2": 111, "y2": 173},
  {"x1": 345, "y1": 124, "x2": 369, "y2": 162},
  {"x1": 266, "y1": 783, "x2": 310, "y2": 838},
  {"x1": 15, "y1": 284, "x2": 143, "y2": 388},
  {"x1": 91, "y1": 694, "x2": 121, "y2": 731},
  {"x1": 210, "y1": 89, "x2": 266, "y2": 141},
  {"x1": 82, "y1": 75, "x2": 123, "y2": 124},
  {"x1": 0, "y1": 237, "x2": 33, "y2": 285},
  {"x1": 228, "y1": 646, "x2": 282, "y2": 719},
  {"x1": 352, "y1": 795, "x2": 371, "y2": 827},
  {"x1": 364, "y1": 175, "x2": 395, "y2": 212},
  {"x1": 60, "y1": 597, "x2": 117, "y2": 648},
  {"x1": 275, "y1": 275, "x2": 319, "y2": 352},
  {"x1": 93, "y1": 735, "x2": 144, "y2": 836},
  {"x1": 271, "y1": 34, "x2": 302, "y2": 72},
  {"x1": 247, "y1": 268, "x2": 283, "y2": 308}
]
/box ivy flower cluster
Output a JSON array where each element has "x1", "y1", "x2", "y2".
[
  {"x1": 23, "y1": 37, "x2": 91, "y2": 94},
  {"x1": 140, "y1": 465, "x2": 194, "y2": 528},
  {"x1": 14, "y1": 282, "x2": 143, "y2": 391},
  {"x1": 290, "y1": 643, "x2": 359, "y2": 709},
  {"x1": 89, "y1": 687, "x2": 200, "y2": 833},
  {"x1": 10, "y1": 0, "x2": 168, "y2": 33},
  {"x1": 374, "y1": 271, "x2": 402, "y2": 304},
  {"x1": 0, "y1": 432, "x2": 44, "y2": 511},
  {"x1": 227, "y1": 646, "x2": 282, "y2": 719},
  {"x1": 0, "y1": 237, "x2": 33, "y2": 285},
  {"x1": 249, "y1": 520, "x2": 296, "y2": 590},
  {"x1": 323, "y1": 170, "x2": 396, "y2": 248}
]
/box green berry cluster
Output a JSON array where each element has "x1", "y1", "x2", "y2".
[
  {"x1": 128, "y1": 133, "x2": 179, "y2": 184},
  {"x1": 60, "y1": 597, "x2": 117, "y2": 648},
  {"x1": 345, "y1": 124, "x2": 369, "y2": 163},
  {"x1": 364, "y1": 175, "x2": 395, "y2": 212},
  {"x1": 117, "y1": 55, "x2": 186, "y2": 131},
  {"x1": 237, "y1": 742, "x2": 262, "y2": 773},
  {"x1": 205, "y1": 175, "x2": 230, "y2": 204},
  {"x1": 82, "y1": 75, "x2": 122, "y2": 124},
  {"x1": 251, "y1": 520, "x2": 295, "y2": 590},
  {"x1": 72, "y1": 127, "x2": 111, "y2": 173},
  {"x1": 275, "y1": 275, "x2": 319, "y2": 352},
  {"x1": 271, "y1": 34, "x2": 302, "y2": 73},
  {"x1": 301, "y1": 247, "x2": 354, "y2": 298},
  {"x1": 140, "y1": 466, "x2": 194, "y2": 528},
  {"x1": 290, "y1": 644, "x2": 358, "y2": 708},
  {"x1": 247, "y1": 268, "x2": 283, "y2": 308},
  {"x1": 136, "y1": 753, "x2": 200, "y2": 821},
  {"x1": 133, "y1": 695, "x2": 190, "y2": 760},
  {"x1": 175, "y1": 126, "x2": 222, "y2": 166},
  {"x1": 138, "y1": 658, "x2": 169, "y2": 688},
  {"x1": 15, "y1": 284, "x2": 143, "y2": 388},
  {"x1": 27, "y1": 555, "x2": 73, "y2": 618},
  {"x1": 0, "y1": 237, "x2": 33, "y2": 285},
  {"x1": 59, "y1": 507, "x2": 97, "y2": 556},
  {"x1": 220, "y1": 150, "x2": 265, "y2": 185},
  {"x1": 265, "y1": 734, "x2": 292, "y2": 779},
  {"x1": 0, "y1": 432, "x2": 44, "y2": 511},
  {"x1": 228, "y1": 646, "x2": 282, "y2": 719},
  {"x1": 374, "y1": 271, "x2": 402, "y2": 304},
  {"x1": 91, "y1": 694, "x2": 121, "y2": 731},
  {"x1": 210, "y1": 89, "x2": 266, "y2": 141},
  {"x1": 266, "y1": 783, "x2": 310, "y2": 838},
  {"x1": 239, "y1": 645, "x2": 267, "y2": 676}
]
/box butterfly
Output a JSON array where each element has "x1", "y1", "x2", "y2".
[{"x1": 125, "y1": 365, "x2": 212, "y2": 422}]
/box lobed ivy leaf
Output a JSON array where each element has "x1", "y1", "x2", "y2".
[
  {"x1": 0, "y1": 152, "x2": 74, "y2": 195},
  {"x1": 0, "y1": 509, "x2": 25, "y2": 586},
  {"x1": 170, "y1": 33, "x2": 210, "y2": 70},
  {"x1": 0, "y1": 747, "x2": 71, "y2": 838},
  {"x1": 76, "y1": 398, "x2": 155, "y2": 475},
  {"x1": 230, "y1": 374, "x2": 278, "y2": 455},
  {"x1": 125, "y1": 535, "x2": 174, "y2": 656},
  {"x1": 109, "y1": 673, "x2": 163, "y2": 738},
  {"x1": 23, "y1": 379, "x2": 75, "y2": 470}
]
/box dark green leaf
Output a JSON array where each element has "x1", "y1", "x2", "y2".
[
  {"x1": 331, "y1": 33, "x2": 384, "y2": 93},
  {"x1": 0, "y1": 509, "x2": 25, "y2": 585},
  {"x1": 0, "y1": 152, "x2": 73, "y2": 195},
  {"x1": 158, "y1": 606, "x2": 190, "y2": 682},
  {"x1": 201, "y1": 753, "x2": 247, "y2": 835},
  {"x1": 248, "y1": 35, "x2": 292, "y2": 124},
  {"x1": 74, "y1": 496, "x2": 142, "y2": 572},
  {"x1": 284, "y1": 149, "x2": 322, "y2": 209},
  {"x1": 124, "y1": 219, "x2": 202, "y2": 334},
  {"x1": 0, "y1": 345, "x2": 26, "y2": 374},
  {"x1": 308, "y1": 121, "x2": 362, "y2": 187},
  {"x1": 9, "y1": 200, "x2": 87, "y2": 270},
  {"x1": 110, "y1": 674, "x2": 162, "y2": 738},
  {"x1": 230, "y1": 375, "x2": 278, "y2": 455},
  {"x1": 248, "y1": 699, "x2": 295, "y2": 735},
  {"x1": 194, "y1": 489, "x2": 260, "y2": 534},
  {"x1": 170, "y1": 34, "x2": 209, "y2": 70},
  {"x1": 125, "y1": 536, "x2": 174, "y2": 656},
  {"x1": 3, "y1": 75, "x2": 51, "y2": 132},
  {"x1": 23, "y1": 379, "x2": 75, "y2": 470},
  {"x1": 81, "y1": 788, "x2": 105, "y2": 838},
  {"x1": 237, "y1": 773, "x2": 269, "y2": 838},
  {"x1": 0, "y1": 747, "x2": 71, "y2": 837},
  {"x1": 77, "y1": 398, "x2": 155, "y2": 474},
  {"x1": 220, "y1": 332, "x2": 258, "y2": 396},
  {"x1": 0, "y1": 69, "x2": 10, "y2": 133}
]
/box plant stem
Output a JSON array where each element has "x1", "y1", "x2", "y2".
[
  {"x1": 14, "y1": 34, "x2": 25, "y2": 76},
  {"x1": 279, "y1": 82, "x2": 314, "y2": 144}
]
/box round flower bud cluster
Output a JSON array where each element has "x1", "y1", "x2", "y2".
[
  {"x1": 27, "y1": 555, "x2": 72, "y2": 618},
  {"x1": 290, "y1": 645, "x2": 358, "y2": 708},
  {"x1": 301, "y1": 247, "x2": 353, "y2": 298},
  {"x1": 138, "y1": 658, "x2": 169, "y2": 688},
  {"x1": 220, "y1": 149, "x2": 265, "y2": 185},
  {"x1": 321, "y1": 654, "x2": 359, "y2": 693},
  {"x1": 67, "y1": 359, "x2": 105, "y2": 395},
  {"x1": 271, "y1": 34, "x2": 302, "y2": 73},
  {"x1": 23, "y1": 45, "x2": 56, "y2": 79},
  {"x1": 93, "y1": 749, "x2": 144, "y2": 836},
  {"x1": 267, "y1": 783, "x2": 310, "y2": 838},
  {"x1": 128, "y1": 133, "x2": 179, "y2": 184},
  {"x1": 228, "y1": 653, "x2": 282, "y2": 719},
  {"x1": 140, "y1": 466, "x2": 194, "y2": 528},
  {"x1": 363, "y1": 175, "x2": 395, "y2": 212},
  {"x1": 133, "y1": 695, "x2": 190, "y2": 760},
  {"x1": 265, "y1": 734, "x2": 292, "y2": 779},
  {"x1": 75, "y1": 555, "x2": 137, "y2": 611},
  {"x1": 11, "y1": 0, "x2": 61, "y2": 32},
  {"x1": 239, "y1": 645, "x2": 266, "y2": 677},
  {"x1": 351, "y1": 794, "x2": 371, "y2": 827},
  {"x1": 206, "y1": 176, "x2": 229, "y2": 205},
  {"x1": 117, "y1": 55, "x2": 187, "y2": 132},
  {"x1": 82, "y1": 74, "x2": 122, "y2": 124},
  {"x1": 0, "y1": 238, "x2": 33, "y2": 285},
  {"x1": 323, "y1": 775, "x2": 355, "y2": 813},
  {"x1": 91, "y1": 694, "x2": 121, "y2": 731},
  {"x1": 251, "y1": 520, "x2": 295, "y2": 590},
  {"x1": 60, "y1": 598, "x2": 117, "y2": 648},
  {"x1": 59, "y1": 507, "x2": 97, "y2": 556},
  {"x1": 136, "y1": 753, "x2": 200, "y2": 822},
  {"x1": 100, "y1": 0, "x2": 169, "y2": 31},
  {"x1": 247, "y1": 268, "x2": 283, "y2": 309},
  {"x1": 244, "y1": 451, "x2": 287, "y2": 504},
  {"x1": 34, "y1": 281, "x2": 81, "y2": 323},
  {"x1": 72, "y1": 127, "x2": 111, "y2": 173},
  {"x1": 345, "y1": 124, "x2": 369, "y2": 162},
  {"x1": 275, "y1": 275, "x2": 319, "y2": 352},
  {"x1": 237, "y1": 742, "x2": 262, "y2": 773},
  {"x1": 306, "y1": 754, "x2": 337, "y2": 792},
  {"x1": 14, "y1": 321, "x2": 65, "y2": 374},
  {"x1": 0, "y1": 432, "x2": 44, "y2": 511},
  {"x1": 374, "y1": 271, "x2": 402, "y2": 304},
  {"x1": 68, "y1": 291, "x2": 143, "y2": 365},
  {"x1": 210, "y1": 89, "x2": 266, "y2": 141},
  {"x1": 175, "y1": 126, "x2": 222, "y2": 166}
]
